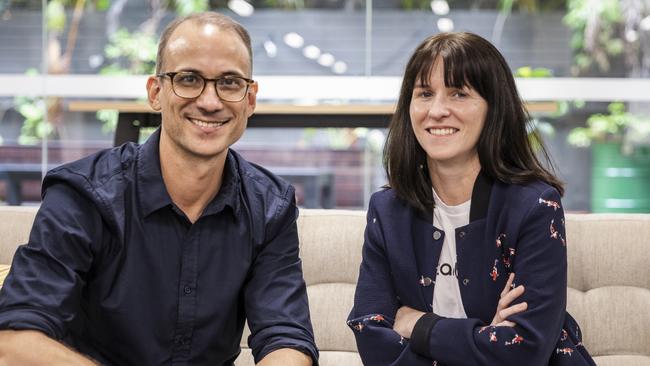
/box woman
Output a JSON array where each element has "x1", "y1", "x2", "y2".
[{"x1": 347, "y1": 32, "x2": 595, "y2": 366}]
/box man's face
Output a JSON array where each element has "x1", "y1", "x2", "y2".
[{"x1": 146, "y1": 21, "x2": 257, "y2": 162}]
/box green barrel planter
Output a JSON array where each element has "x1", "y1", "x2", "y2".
[{"x1": 591, "y1": 142, "x2": 650, "y2": 213}]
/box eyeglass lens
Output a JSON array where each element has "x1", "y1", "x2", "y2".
[{"x1": 172, "y1": 72, "x2": 248, "y2": 101}]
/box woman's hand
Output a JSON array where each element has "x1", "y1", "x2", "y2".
[
  {"x1": 393, "y1": 305, "x2": 425, "y2": 339},
  {"x1": 491, "y1": 273, "x2": 527, "y2": 327}
]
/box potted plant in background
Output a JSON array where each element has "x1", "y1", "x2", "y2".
[{"x1": 568, "y1": 102, "x2": 650, "y2": 213}]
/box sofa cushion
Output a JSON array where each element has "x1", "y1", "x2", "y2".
[{"x1": 565, "y1": 214, "x2": 650, "y2": 361}]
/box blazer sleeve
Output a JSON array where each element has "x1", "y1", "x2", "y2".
[
  {"x1": 347, "y1": 198, "x2": 434, "y2": 366},
  {"x1": 410, "y1": 187, "x2": 568, "y2": 366}
]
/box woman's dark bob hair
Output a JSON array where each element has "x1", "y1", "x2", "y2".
[{"x1": 384, "y1": 32, "x2": 563, "y2": 215}]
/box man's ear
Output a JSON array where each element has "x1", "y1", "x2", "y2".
[
  {"x1": 146, "y1": 76, "x2": 162, "y2": 111},
  {"x1": 246, "y1": 81, "x2": 258, "y2": 118}
]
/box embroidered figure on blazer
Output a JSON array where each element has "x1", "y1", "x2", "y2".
[
  {"x1": 505, "y1": 334, "x2": 524, "y2": 346},
  {"x1": 489, "y1": 331, "x2": 498, "y2": 343},
  {"x1": 550, "y1": 219, "x2": 567, "y2": 246},
  {"x1": 502, "y1": 247, "x2": 516, "y2": 269},
  {"x1": 539, "y1": 197, "x2": 561, "y2": 211},
  {"x1": 560, "y1": 329, "x2": 568, "y2": 341},
  {"x1": 495, "y1": 233, "x2": 506, "y2": 248},
  {"x1": 368, "y1": 314, "x2": 385, "y2": 322},
  {"x1": 348, "y1": 320, "x2": 364, "y2": 332},
  {"x1": 556, "y1": 347, "x2": 574, "y2": 356},
  {"x1": 490, "y1": 259, "x2": 499, "y2": 281}
]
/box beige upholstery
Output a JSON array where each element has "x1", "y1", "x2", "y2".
[
  {"x1": 1, "y1": 206, "x2": 649, "y2": 366},
  {"x1": 565, "y1": 214, "x2": 650, "y2": 366}
]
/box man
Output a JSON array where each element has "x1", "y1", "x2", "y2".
[{"x1": 0, "y1": 12, "x2": 317, "y2": 366}]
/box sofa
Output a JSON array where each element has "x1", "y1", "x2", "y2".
[{"x1": 1, "y1": 205, "x2": 649, "y2": 366}]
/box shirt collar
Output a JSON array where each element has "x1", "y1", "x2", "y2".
[
  {"x1": 137, "y1": 129, "x2": 241, "y2": 218},
  {"x1": 202, "y1": 152, "x2": 241, "y2": 218},
  {"x1": 137, "y1": 130, "x2": 173, "y2": 217}
]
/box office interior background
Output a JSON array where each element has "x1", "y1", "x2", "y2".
[{"x1": 1, "y1": 0, "x2": 650, "y2": 212}]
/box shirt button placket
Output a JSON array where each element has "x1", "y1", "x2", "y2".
[{"x1": 172, "y1": 229, "x2": 199, "y2": 362}]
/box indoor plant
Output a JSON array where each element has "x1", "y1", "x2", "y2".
[{"x1": 568, "y1": 102, "x2": 650, "y2": 213}]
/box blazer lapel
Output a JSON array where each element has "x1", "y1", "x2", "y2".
[{"x1": 411, "y1": 214, "x2": 441, "y2": 311}]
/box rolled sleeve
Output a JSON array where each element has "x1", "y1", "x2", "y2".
[
  {"x1": 0, "y1": 182, "x2": 102, "y2": 341},
  {"x1": 244, "y1": 186, "x2": 318, "y2": 364}
]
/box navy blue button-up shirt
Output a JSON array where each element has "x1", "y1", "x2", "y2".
[{"x1": 0, "y1": 130, "x2": 317, "y2": 365}]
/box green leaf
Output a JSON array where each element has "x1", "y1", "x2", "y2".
[
  {"x1": 47, "y1": 0, "x2": 66, "y2": 31},
  {"x1": 567, "y1": 128, "x2": 592, "y2": 147},
  {"x1": 605, "y1": 38, "x2": 624, "y2": 55},
  {"x1": 96, "y1": 0, "x2": 110, "y2": 11}
]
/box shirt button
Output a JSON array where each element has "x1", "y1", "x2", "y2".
[
  {"x1": 459, "y1": 231, "x2": 466, "y2": 238},
  {"x1": 463, "y1": 278, "x2": 470, "y2": 286},
  {"x1": 433, "y1": 231, "x2": 442, "y2": 240},
  {"x1": 184, "y1": 286, "x2": 192, "y2": 294}
]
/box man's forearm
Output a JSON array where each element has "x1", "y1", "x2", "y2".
[
  {"x1": 0, "y1": 330, "x2": 98, "y2": 366},
  {"x1": 257, "y1": 348, "x2": 313, "y2": 366}
]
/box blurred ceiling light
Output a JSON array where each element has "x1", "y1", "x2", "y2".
[
  {"x1": 626, "y1": 30, "x2": 639, "y2": 42},
  {"x1": 430, "y1": 0, "x2": 449, "y2": 15},
  {"x1": 264, "y1": 40, "x2": 278, "y2": 58},
  {"x1": 437, "y1": 17, "x2": 454, "y2": 32},
  {"x1": 303, "y1": 45, "x2": 321, "y2": 59},
  {"x1": 228, "y1": 0, "x2": 254, "y2": 17},
  {"x1": 641, "y1": 15, "x2": 650, "y2": 31},
  {"x1": 318, "y1": 53, "x2": 335, "y2": 67},
  {"x1": 88, "y1": 54, "x2": 104, "y2": 69},
  {"x1": 283, "y1": 32, "x2": 305, "y2": 48},
  {"x1": 332, "y1": 61, "x2": 348, "y2": 74}
]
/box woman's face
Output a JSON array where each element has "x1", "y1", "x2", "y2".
[{"x1": 409, "y1": 58, "x2": 488, "y2": 171}]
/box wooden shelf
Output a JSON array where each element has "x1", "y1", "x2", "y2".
[{"x1": 67, "y1": 100, "x2": 556, "y2": 115}]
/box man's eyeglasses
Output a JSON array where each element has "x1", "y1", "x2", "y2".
[{"x1": 157, "y1": 72, "x2": 254, "y2": 102}]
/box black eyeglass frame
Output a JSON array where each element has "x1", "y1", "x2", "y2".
[{"x1": 156, "y1": 71, "x2": 255, "y2": 102}]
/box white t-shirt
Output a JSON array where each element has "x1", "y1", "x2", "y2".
[{"x1": 431, "y1": 187, "x2": 469, "y2": 318}]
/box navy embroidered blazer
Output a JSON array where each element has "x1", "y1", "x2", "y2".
[{"x1": 348, "y1": 173, "x2": 593, "y2": 366}]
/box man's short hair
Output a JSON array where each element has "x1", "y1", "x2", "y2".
[{"x1": 155, "y1": 12, "x2": 253, "y2": 75}]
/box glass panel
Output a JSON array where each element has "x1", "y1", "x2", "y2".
[
  {"x1": 2, "y1": 0, "x2": 650, "y2": 212},
  {"x1": 235, "y1": 127, "x2": 386, "y2": 209},
  {"x1": 0, "y1": 0, "x2": 45, "y2": 206}
]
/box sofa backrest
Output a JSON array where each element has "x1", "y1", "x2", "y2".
[
  {"x1": 1, "y1": 206, "x2": 649, "y2": 366},
  {"x1": 564, "y1": 214, "x2": 650, "y2": 366},
  {"x1": 0, "y1": 206, "x2": 37, "y2": 265},
  {"x1": 236, "y1": 209, "x2": 366, "y2": 366}
]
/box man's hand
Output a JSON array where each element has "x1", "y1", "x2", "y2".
[
  {"x1": 491, "y1": 273, "x2": 527, "y2": 327},
  {"x1": 0, "y1": 330, "x2": 99, "y2": 366},
  {"x1": 393, "y1": 306, "x2": 426, "y2": 339},
  {"x1": 256, "y1": 348, "x2": 312, "y2": 366}
]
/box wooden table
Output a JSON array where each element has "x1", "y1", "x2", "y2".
[
  {"x1": 68, "y1": 101, "x2": 397, "y2": 146},
  {"x1": 67, "y1": 100, "x2": 558, "y2": 146}
]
